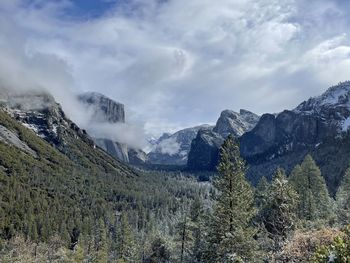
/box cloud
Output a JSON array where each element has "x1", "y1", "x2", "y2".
[
  {"x1": 86, "y1": 122, "x2": 148, "y2": 150},
  {"x1": 1, "y1": 0, "x2": 350, "y2": 138},
  {"x1": 157, "y1": 137, "x2": 181, "y2": 156}
]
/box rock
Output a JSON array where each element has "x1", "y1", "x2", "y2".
[
  {"x1": 128, "y1": 148, "x2": 149, "y2": 165},
  {"x1": 78, "y1": 92, "x2": 125, "y2": 123},
  {"x1": 187, "y1": 129, "x2": 225, "y2": 170},
  {"x1": 77, "y1": 92, "x2": 148, "y2": 165},
  {"x1": 94, "y1": 138, "x2": 129, "y2": 163},
  {"x1": 0, "y1": 90, "x2": 95, "y2": 151},
  {"x1": 0, "y1": 124, "x2": 37, "y2": 157},
  {"x1": 213, "y1": 109, "x2": 259, "y2": 137}
]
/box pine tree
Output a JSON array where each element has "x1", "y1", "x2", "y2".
[
  {"x1": 255, "y1": 176, "x2": 270, "y2": 209},
  {"x1": 146, "y1": 237, "x2": 171, "y2": 263},
  {"x1": 96, "y1": 219, "x2": 108, "y2": 263},
  {"x1": 336, "y1": 168, "x2": 350, "y2": 225},
  {"x1": 289, "y1": 155, "x2": 334, "y2": 223},
  {"x1": 178, "y1": 212, "x2": 190, "y2": 263},
  {"x1": 261, "y1": 169, "x2": 299, "y2": 251},
  {"x1": 206, "y1": 135, "x2": 258, "y2": 262},
  {"x1": 116, "y1": 213, "x2": 138, "y2": 263},
  {"x1": 73, "y1": 243, "x2": 85, "y2": 263},
  {"x1": 189, "y1": 197, "x2": 206, "y2": 263}
]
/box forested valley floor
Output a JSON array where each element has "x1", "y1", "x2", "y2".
[{"x1": 1, "y1": 109, "x2": 350, "y2": 262}]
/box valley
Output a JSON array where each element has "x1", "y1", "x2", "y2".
[
  {"x1": 2, "y1": 1, "x2": 350, "y2": 261},
  {"x1": 1, "y1": 82, "x2": 350, "y2": 262}
]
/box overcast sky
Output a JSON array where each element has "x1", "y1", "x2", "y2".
[{"x1": 1, "y1": 0, "x2": 350, "y2": 137}]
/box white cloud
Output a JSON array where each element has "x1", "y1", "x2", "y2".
[
  {"x1": 1, "y1": 0, "x2": 350, "y2": 138},
  {"x1": 157, "y1": 137, "x2": 181, "y2": 156}
]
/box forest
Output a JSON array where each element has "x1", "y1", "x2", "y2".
[{"x1": 1, "y1": 121, "x2": 350, "y2": 262}]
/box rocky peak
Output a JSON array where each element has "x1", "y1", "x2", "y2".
[
  {"x1": 0, "y1": 90, "x2": 94, "y2": 148},
  {"x1": 294, "y1": 81, "x2": 350, "y2": 132},
  {"x1": 78, "y1": 92, "x2": 125, "y2": 123},
  {"x1": 295, "y1": 81, "x2": 350, "y2": 113},
  {"x1": 213, "y1": 109, "x2": 259, "y2": 137}
]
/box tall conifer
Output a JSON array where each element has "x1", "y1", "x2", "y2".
[{"x1": 206, "y1": 135, "x2": 257, "y2": 262}]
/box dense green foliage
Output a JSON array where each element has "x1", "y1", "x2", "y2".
[
  {"x1": 1, "y1": 109, "x2": 350, "y2": 262},
  {"x1": 336, "y1": 168, "x2": 350, "y2": 225},
  {"x1": 0, "y1": 110, "x2": 212, "y2": 262},
  {"x1": 259, "y1": 169, "x2": 299, "y2": 250},
  {"x1": 289, "y1": 155, "x2": 335, "y2": 224}
]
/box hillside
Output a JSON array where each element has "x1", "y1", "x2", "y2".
[{"x1": 0, "y1": 98, "x2": 212, "y2": 262}]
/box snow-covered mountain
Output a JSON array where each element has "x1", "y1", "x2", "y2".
[
  {"x1": 239, "y1": 81, "x2": 350, "y2": 193},
  {"x1": 148, "y1": 124, "x2": 213, "y2": 165},
  {"x1": 294, "y1": 81, "x2": 350, "y2": 132}
]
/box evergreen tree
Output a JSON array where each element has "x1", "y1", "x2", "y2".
[
  {"x1": 73, "y1": 243, "x2": 85, "y2": 263},
  {"x1": 289, "y1": 155, "x2": 334, "y2": 222},
  {"x1": 206, "y1": 135, "x2": 258, "y2": 262},
  {"x1": 116, "y1": 213, "x2": 138, "y2": 262},
  {"x1": 178, "y1": 212, "x2": 190, "y2": 263},
  {"x1": 336, "y1": 168, "x2": 350, "y2": 225},
  {"x1": 146, "y1": 237, "x2": 171, "y2": 263},
  {"x1": 255, "y1": 176, "x2": 270, "y2": 210},
  {"x1": 96, "y1": 219, "x2": 108, "y2": 263},
  {"x1": 261, "y1": 169, "x2": 299, "y2": 251},
  {"x1": 189, "y1": 197, "x2": 206, "y2": 263}
]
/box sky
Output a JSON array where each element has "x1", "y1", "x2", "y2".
[{"x1": 1, "y1": 0, "x2": 350, "y2": 141}]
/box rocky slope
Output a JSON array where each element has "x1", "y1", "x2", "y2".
[
  {"x1": 187, "y1": 109, "x2": 259, "y2": 170},
  {"x1": 0, "y1": 91, "x2": 94, "y2": 149},
  {"x1": 78, "y1": 92, "x2": 148, "y2": 164},
  {"x1": 148, "y1": 125, "x2": 213, "y2": 165},
  {"x1": 0, "y1": 89, "x2": 137, "y2": 178},
  {"x1": 241, "y1": 81, "x2": 350, "y2": 193}
]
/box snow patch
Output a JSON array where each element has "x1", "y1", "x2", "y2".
[
  {"x1": 342, "y1": 117, "x2": 350, "y2": 132},
  {"x1": 22, "y1": 123, "x2": 40, "y2": 134}
]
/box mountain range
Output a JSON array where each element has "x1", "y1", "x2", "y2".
[
  {"x1": 2, "y1": 82, "x2": 350, "y2": 195},
  {"x1": 183, "y1": 81, "x2": 350, "y2": 194}
]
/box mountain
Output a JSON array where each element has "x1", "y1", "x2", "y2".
[
  {"x1": 78, "y1": 92, "x2": 125, "y2": 123},
  {"x1": 78, "y1": 92, "x2": 148, "y2": 164},
  {"x1": 0, "y1": 91, "x2": 93, "y2": 148},
  {"x1": 187, "y1": 128, "x2": 225, "y2": 170},
  {"x1": 241, "y1": 81, "x2": 350, "y2": 194},
  {"x1": 187, "y1": 109, "x2": 260, "y2": 170},
  {"x1": 148, "y1": 125, "x2": 213, "y2": 165}
]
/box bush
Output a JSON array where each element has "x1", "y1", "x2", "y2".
[{"x1": 311, "y1": 225, "x2": 350, "y2": 263}]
